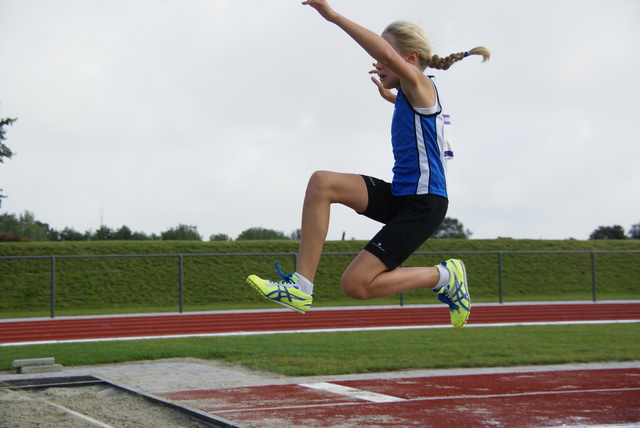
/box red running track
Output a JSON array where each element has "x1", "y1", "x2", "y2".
[
  {"x1": 1, "y1": 301, "x2": 638, "y2": 345},
  {"x1": 158, "y1": 368, "x2": 640, "y2": 427}
]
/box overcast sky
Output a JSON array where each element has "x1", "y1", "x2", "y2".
[{"x1": 1, "y1": 0, "x2": 638, "y2": 241}]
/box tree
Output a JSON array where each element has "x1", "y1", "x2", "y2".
[
  {"x1": 236, "y1": 227, "x2": 290, "y2": 240},
  {"x1": 92, "y1": 225, "x2": 152, "y2": 240},
  {"x1": 0, "y1": 117, "x2": 17, "y2": 207},
  {"x1": 92, "y1": 225, "x2": 114, "y2": 240},
  {"x1": 628, "y1": 223, "x2": 640, "y2": 240},
  {"x1": 59, "y1": 227, "x2": 88, "y2": 241},
  {"x1": 0, "y1": 117, "x2": 16, "y2": 161},
  {"x1": 113, "y1": 225, "x2": 133, "y2": 240},
  {"x1": 589, "y1": 225, "x2": 626, "y2": 240},
  {"x1": 433, "y1": 217, "x2": 472, "y2": 239},
  {"x1": 0, "y1": 211, "x2": 50, "y2": 241},
  {"x1": 17, "y1": 211, "x2": 50, "y2": 241},
  {"x1": 210, "y1": 233, "x2": 232, "y2": 242},
  {"x1": 161, "y1": 224, "x2": 202, "y2": 241},
  {"x1": 0, "y1": 213, "x2": 20, "y2": 238},
  {"x1": 128, "y1": 229, "x2": 153, "y2": 241}
]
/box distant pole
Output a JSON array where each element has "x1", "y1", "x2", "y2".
[
  {"x1": 50, "y1": 256, "x2": 56, "y2": 318},
  {"x1": 498, "y1": 252, "x2": 504, "y2": 304},
  {"x1": 178, "y1": 255, "x2": 184, "y2": 313},
  {"x1": 591, "y1": 251, "x2": 597, "y2": 302}
]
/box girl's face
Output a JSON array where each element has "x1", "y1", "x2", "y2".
[
  {"x1": 375, "y1": 33, "x2": 406, "y2": 90},
  {"x1": 375, "y1": 61, "x2": 400, "y2": 90},
  {"x1": 375, "y1": 33, "x2": 402, "y2": 89}
]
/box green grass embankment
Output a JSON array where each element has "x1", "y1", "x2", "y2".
[
  {"x1": 1, "y1": 239, "x2": 638, "y2": 317},
  {"x1": 1, "y1": 324, "x2": 638, "y2": 374}
]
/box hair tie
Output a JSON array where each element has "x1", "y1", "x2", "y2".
[{"x1": 463, "y1": 51, "x2": 469, "y2": 57}]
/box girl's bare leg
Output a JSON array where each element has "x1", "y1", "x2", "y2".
[
  {"x1": 341, "y1": 250, "x2": 441, "y2": 300},
  {"x1": 296, "y1": 171, "x2": 368, "y2": 282}
]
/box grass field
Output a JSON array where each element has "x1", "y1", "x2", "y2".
[
  {"x1": 1, "y1": 239, "x2": 639, "y2": 318},
  {"x1": 1, "y1": 324, "x2": 638, "y2": 375}
]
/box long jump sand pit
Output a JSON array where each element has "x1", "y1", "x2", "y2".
[{"x1": 0, "y1": 380, "x2": 219, "y2": 428}]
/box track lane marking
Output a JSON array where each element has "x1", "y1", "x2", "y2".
[
  {"x1": 210, "y1": 386, "x2": 640, "y2": 414},
  {"x1": 299, "y1": 382, "x2": 405, "y2": 403},
  {"x1": 2, "y1": 319, "x2": 638, "y2": 347}
]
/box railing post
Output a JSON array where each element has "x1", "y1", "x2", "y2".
[
  {"x1": 498, "y1": 252, "x2": 504, "y2": 304},
  {"x1": 178, "y1": 255, "x2": 184, "y2": 313},
  {"x1": 293, "y1": 253, "x2": 298, "y2": 272},
  {"x1": 50, "y1": 256, "x2": 56, "y2": 318},
  {"x1": 399, "y1": 263, "x2": 404, "y2": 306},
  {"x1": 591, "y1": 251, "x2": 597, "y2": 302}
]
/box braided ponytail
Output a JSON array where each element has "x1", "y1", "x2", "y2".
[
  {"x1": 427, "y1": 47, "x2": 491, "y2": 70},
  {"x1": 382, "y1": 21, "x2": 491, "y2": 71}
]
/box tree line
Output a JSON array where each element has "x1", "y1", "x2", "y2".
[
  {"x1": 0, "y1": 211, "x2": 224, "y2": 242},
  {"x1": 0, "y1": 210, "x2": 638, "y2": 242},
  {"x1": 0, "y1": 211, "x2": 309, "y2": 242},
  {"x1": 589, "y1": 224, "x2": 640, "y2": 240},
  {"x1": 0, "y1": 211, "x2": 475, "y2": 242}
]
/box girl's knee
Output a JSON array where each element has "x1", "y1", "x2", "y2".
[
  {"x1": 307, "y1": 170, "x2": 332, "y2": 192},
  {"x1": 341, "y1": 273, "x2": 370, "y2": 300},
  {"x1": 305, "y1": 170, "x2": 340, "y2": 203}
]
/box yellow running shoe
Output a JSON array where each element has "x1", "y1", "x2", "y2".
[
  {"x1": 435, "y1": 259, "x2": 470, "y2": 328},
  {"x1": 247, "y1": 262, "x2": 313, "y2": 314}
]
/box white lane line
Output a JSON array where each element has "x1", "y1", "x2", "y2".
[
  {"x1": 214, "y1": 387, "x2": 640, "y2": 415},
  {"x1": 545, "y1": 425, "x2": 640, "y2": 428},
  {"x1": 298, "y1": 382, "x2": 405, "y2": 403},
  {"x1": 1, "y1": 319, "x2": 638, "y2": 347},
  {"x1": 214, "y1": 400, "x2": 363, "y2": 414}
]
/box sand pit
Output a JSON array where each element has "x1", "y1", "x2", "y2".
[{"x1": 0, "y1": 384, "x2": 209, "y2": 428}]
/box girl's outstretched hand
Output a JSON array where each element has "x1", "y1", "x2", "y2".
[
  {"x1": 369, "y1": 66, "x2": 397, "y2": 104},
  {"x1": 301, "y1": 0, "x2": 338, "y2": 22}
]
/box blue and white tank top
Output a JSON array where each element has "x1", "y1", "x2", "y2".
[{"x1": 390, "y1": 79, "x2": 449, "y2": 198}]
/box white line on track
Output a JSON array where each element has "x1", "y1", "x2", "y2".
[
  {"x1": 299, "y1": 382, "x2": 405, "y2": 403},
  {"x1": 213, "y1": 387, "x2": 640, "y2": 415},
  {"x1": 1, "y1": 319, "x2": 638, "y2": 347},
  {"x1": 545, "y1": 425, "x2": 640, "y2": 428}
]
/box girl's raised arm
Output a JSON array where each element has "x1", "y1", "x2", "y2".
[{"x1": 301, "y1": 0, "x2": 420, "y2": 86}]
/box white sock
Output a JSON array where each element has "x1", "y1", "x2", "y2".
[
  {"x1": 433, "y1": 263, "x2": 450, "y2": 290},
  {"x1": 295, "y1": 272, "x2": 314, "y2": 295}
]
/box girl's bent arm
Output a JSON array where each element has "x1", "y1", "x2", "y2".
[{"x1": 370, "y1": 70, "x2": 397, "y2": 103}]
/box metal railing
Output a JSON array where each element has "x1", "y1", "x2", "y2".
[{"x1": 1, "y1": 250, "x2": 638, "y2": 318}]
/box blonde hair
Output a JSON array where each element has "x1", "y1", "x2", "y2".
[{"x1": 382, "y1": 21, "x2": 491, "y2": 71}]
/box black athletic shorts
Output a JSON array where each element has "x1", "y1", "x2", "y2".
[{"x1": 359, "y1": 175, "x2": 448, "y2": 270}]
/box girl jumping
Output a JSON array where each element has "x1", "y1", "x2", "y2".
[{"x1": 247, "y1": 0, "x2": 490, "y2": 328}]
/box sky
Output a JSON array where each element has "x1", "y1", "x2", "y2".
[{"x1": 0, "y1": 0, "x2": 639, "y2": 241}]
